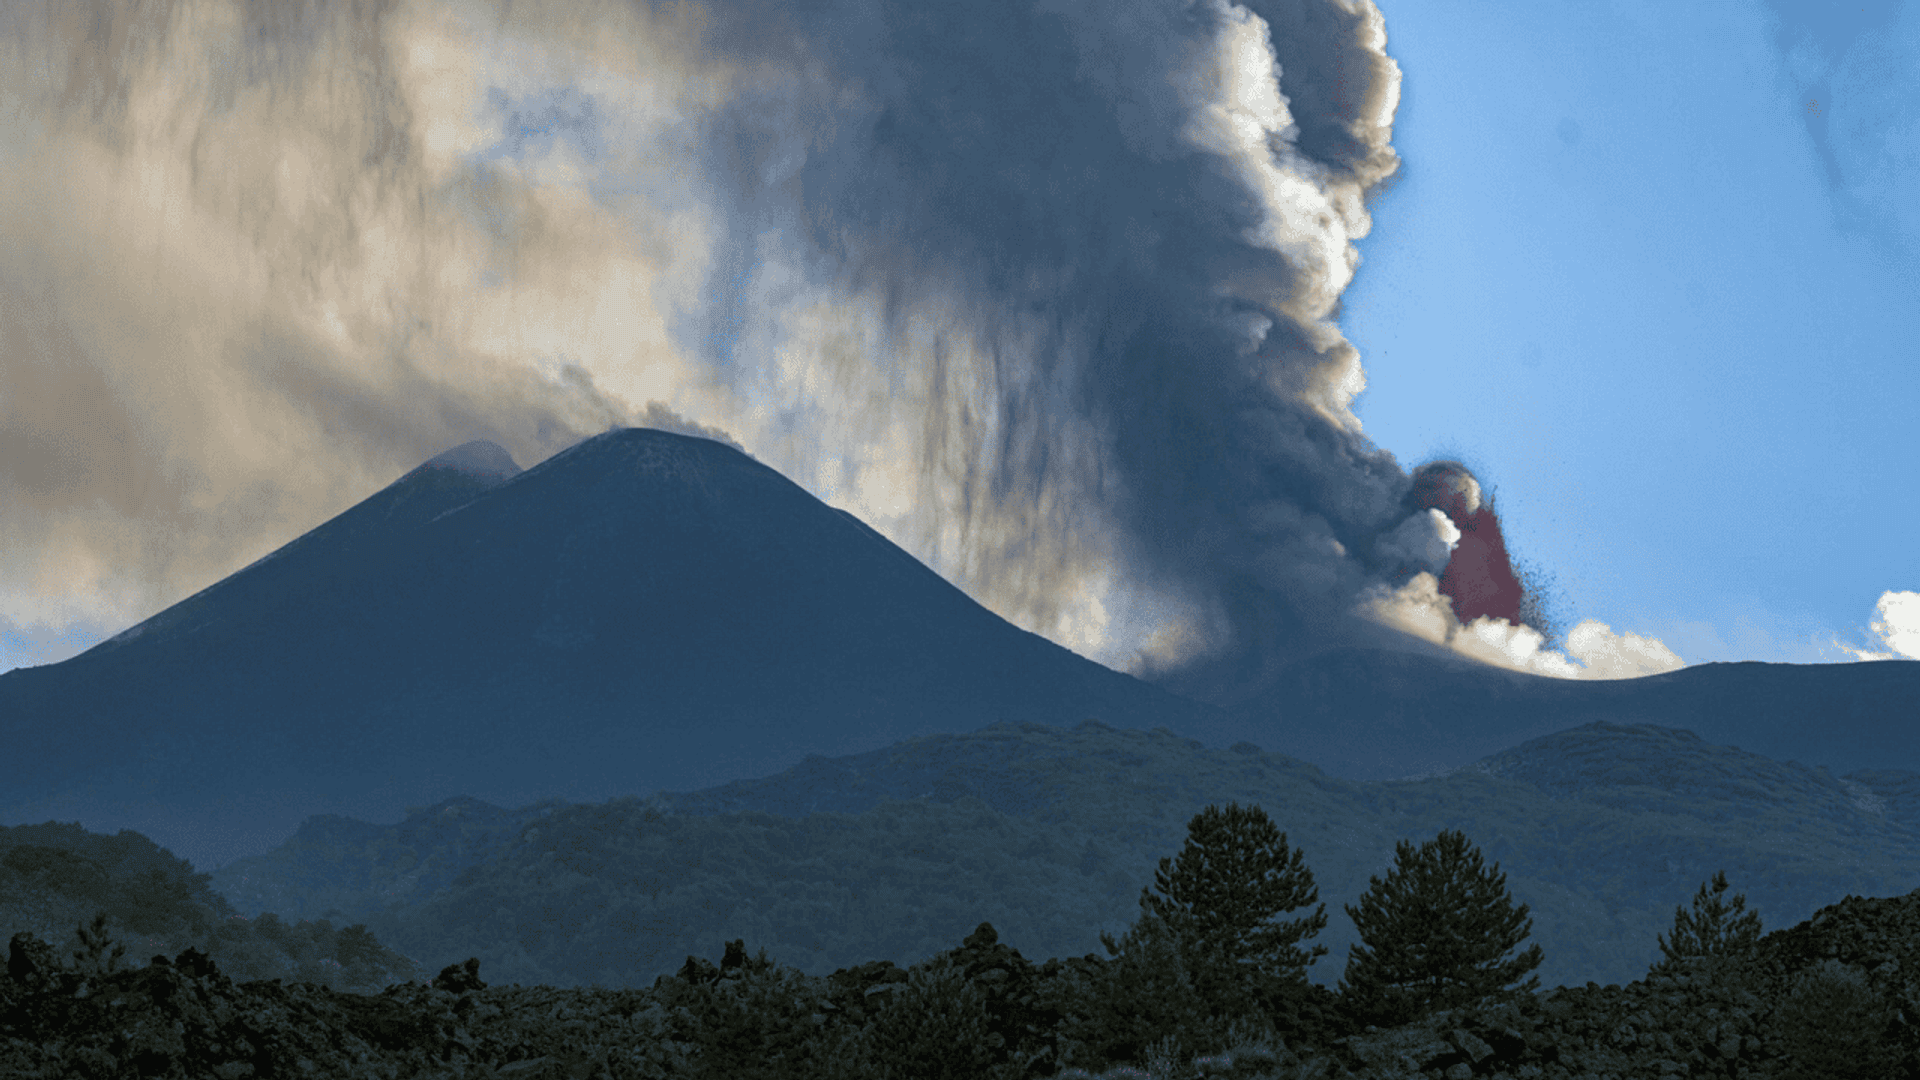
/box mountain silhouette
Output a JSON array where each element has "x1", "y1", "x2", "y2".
[
  {"x1": 0, "y1": 428, "x2": 1228, "y2": 872},
  {"x1": 5, "y1": 426, "x2": 1918, "y2": 877},
  {"x1": 1219, "y1": 642, "x2": 1920, "y2": 783}
]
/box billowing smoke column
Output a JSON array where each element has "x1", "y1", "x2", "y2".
[
  {"x1": 2, "y1": 0, "x2": 1626, "y2": 688},
  {"x1": 678, "y1": 0, "x2": 1468, "y2": 696}
]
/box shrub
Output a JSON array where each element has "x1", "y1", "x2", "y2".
[
  {"x1": 67, "y1": 910, "x2": 127, "y2": 978},
  {"x1": 673, "y1": 941, "x2": 853, "y2": 1080},
  {"x1": 1764, "y1": 959, "x2": 1903, "y2": 1080},
  {"x1": 850, "y1": 953, "x2": 1018, "y2": 1080}
]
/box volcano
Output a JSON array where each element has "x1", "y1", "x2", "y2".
[
  {"x1": 4, "y1": 427, "x2": 1918, "y2": 876},
  {"x1": 0, "y1": 428, "x2": 1227, "y2": 872}
]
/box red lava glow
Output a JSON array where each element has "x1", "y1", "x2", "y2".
[{"x1": 1410, "y1": 462, "x2": 1527, "y2": 628}]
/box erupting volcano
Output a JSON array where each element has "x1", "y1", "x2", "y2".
[{"x1": 1410, "y1": 461, "x2": 1528, "y2": 629}]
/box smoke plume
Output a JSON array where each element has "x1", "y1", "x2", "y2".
[{"x1": 0, "y1": 0, "x2": 1671, "y2": 685}]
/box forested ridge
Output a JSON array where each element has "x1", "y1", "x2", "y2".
[
  {"x1": 5, "y1": 718, "x2": 1918, "y2": 1076},
  {"x1": 8, "y1": 719, "x2": 1917, "y2": 994}
]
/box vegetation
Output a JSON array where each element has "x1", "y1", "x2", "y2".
[
  {"x1": 7, "y1": 719, "x2": 1920, "y2": 1076},
  {"x1": 850, "y1": 956, "x2": 1023, "y2": 1080},
  {"x1": 196, "y1": 718, "x2": 1907, "y2": 998},
  {"x1": 0, "y1": 821, "x2": 423, "y2": 994},
  {"x1": 1649, "y1": 868, "x2": 1762, "y2": 980},
  {"x1": 1082, "y1": 908, "x2": 1225, "y2": 1067},
  {"x1": 1768, "y1": 959, "x2": 1905, "y2": 1080},
  {"x1": 1133, "y1": 801, "x2": 1329, "y2": 1005},
  {"x1": 1336, "y1": 828, "x2": 1544, "y2": 1030},
  {"x1": 7, "y1": 817, "x2": 1916, "y2": 1078},
  {"x1": 66, "y1": 911, "x2": 126, "y2": 978}
]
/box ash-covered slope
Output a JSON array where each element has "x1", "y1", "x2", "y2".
[{"x1": 0, "y1": 428, "x2": 1227, "y2": 873}]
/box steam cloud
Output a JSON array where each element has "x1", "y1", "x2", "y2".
[
  {"x1": 1840, "y1": 591, "x2": 1920, "y2": 661},
  {"x1": 0, "y1": 0, "x2": 1677, "y2": 684}
]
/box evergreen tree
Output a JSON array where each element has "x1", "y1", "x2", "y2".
[
  {"x1": 68, "y1": 910, "x2": 127, "y2": 978},
  {"x1": 1088, "y1": 907, "x2": 1222, "y2": 1068},
  {"x1": 1129, "y1": 802, "x2": 1330, "y2": 1028},
  {"x1": 1338, "y1": 828, "x2": 1543, "y2": 1030},
  {"x1": 1649, "y1": 869, "x2": 1763, "y2": 980}
]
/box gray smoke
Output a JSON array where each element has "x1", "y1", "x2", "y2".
[
  {"x1": 1, "y1": 0, "x2": 1526, "y2": 686},
  {"x1": 675, "y1": 0, "x2": 1427, "y2": 686}
]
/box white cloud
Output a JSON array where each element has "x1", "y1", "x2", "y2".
[
  {"x1": 1837, "y1": 590, "x2": 1920, "y2": 661},
  {"x1": 1359, "y1": 572, "x2": 1684, "y2": 679},
  {"x1": 1372, "y1": 508, "x2": 1459, "y2": 577},
  {"x1": 1562, "y1": 619, "x2": 1688, "y2": 679}
]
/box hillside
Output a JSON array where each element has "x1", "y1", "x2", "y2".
[
  {"x1": 194, "y1": 718, "x2": 1920, "y2": 994},
  {"x1": 1213, "y1": 644, "x2": 1920, "y2": 783}
]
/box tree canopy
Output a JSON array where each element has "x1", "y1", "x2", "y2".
[
  {"x1": 1650, "y1": 869, "x2": 1763, "y2": 980},
  {"x1": 1123, "y1": 801, "x2": 1329, "y2": 1028},
  {"x1": 1339, "y1": 828, "x2": 1543, "y2": 1029}
]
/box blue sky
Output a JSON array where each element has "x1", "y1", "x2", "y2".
[
  {"x1": 0, "y1": 0, "x2": 1913, "y2": 678},
  {"x1": 1343, "y1": 0, "x2": 1919, "y2": 664}
]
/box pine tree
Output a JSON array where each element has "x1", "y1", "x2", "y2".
[
  {"x1": 68, "y1": 910, "x2": 127, "y2": 978},
  {"x1": 1088, "y1": 907, "x2": 1221, "y2": 1068},
  {"x1": 1649, "y1": 869, "x2": 1763, "y2": 981},
  {"x1": 1128, "y1": 802, "x2": 1330, "y2": 1029},
  {"x1": 1338, "y1": 828, "x2": 1543, "y2": 1030}
]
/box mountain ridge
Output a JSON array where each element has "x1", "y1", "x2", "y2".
[
  {"x1": 1229, "y1": 643, "x2": 1920, "y2": 782},
  {"x1": 6, "y1": 426, "x2": 1919, "y2": 878},
  {"x1": 0, "y1": 427, "x2": 1229, "y2": 873},
  {"x1": 189, "y1": 716, "x2": 1920, "y2": 994},
  {"x1": 79, "y1": 439, "x2": 526, "y2": 658}
]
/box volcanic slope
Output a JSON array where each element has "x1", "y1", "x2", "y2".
[
  {"x1": 1213, "y1": 644, "x2": 1920, "y2": 782},
  {"x1": 0, "y1": 428, "x2": 1228, "y2": 873}
]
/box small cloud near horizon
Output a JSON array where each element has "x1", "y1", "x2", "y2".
[{"x1": 1835, "y1": 590, "x2": 1920, "y2": 661}]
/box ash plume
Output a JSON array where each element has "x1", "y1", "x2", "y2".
[{"x1": 0, "y1": 0, "x2": 1671, "y2": 685}]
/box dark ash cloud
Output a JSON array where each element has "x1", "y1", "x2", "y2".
[{"x1": 2, "y1": 0, "x2": 1668, "y2": 685}]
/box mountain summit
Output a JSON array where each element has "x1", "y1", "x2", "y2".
[
  {"x1": 421, "y1": 438, "x2": 521, "y2": 481},
  {"x1": 0, "y1": 427, "x2": 1224, "y2": 872}
]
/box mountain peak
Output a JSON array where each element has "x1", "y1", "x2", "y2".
[
  {"x1": 3, "y1": 419, "x2": 1215, "y2": 872},
  {"x1": 555, "y1": 425, "x2": 748, "y2": 463},
  {"x1": 500, "y1": 426, "x2": 764, "y2": 498},
  {"x1": 421, "y1": 439, "x2": 520, "y2": 481}
]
